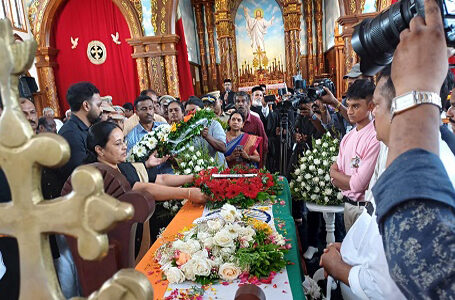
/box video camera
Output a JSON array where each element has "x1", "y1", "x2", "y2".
[
  {"x1": 352, "y1": 0, "x2": 455, "y2": 76},
  {"x1": 307, "y1": 78, "x2": 336, "y2": 102}
]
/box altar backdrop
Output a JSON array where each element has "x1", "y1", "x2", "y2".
[
  {"x1": 235, "y1": 0, "x2": 285, "y2": 87},
  {"x1": 53, "y1": 0, "x2": 139, "y2": 114}
]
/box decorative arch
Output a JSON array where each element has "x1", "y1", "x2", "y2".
[{"x1": 27, "y1": 0, "x2": 145, "y2": 116}]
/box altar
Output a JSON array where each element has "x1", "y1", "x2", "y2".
[{"x1": 135, "y1": 178, "x2": 305, "y2": 299}]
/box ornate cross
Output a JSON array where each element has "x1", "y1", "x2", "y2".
[
  {"x1": 253, "y1": 46, "x2": 268, "y2": 69},
  {"x1": 0, "y1": 20, "x2": 152, "y2": 300},
  {"x1": 91, "y1": 45, "x2": 104, "y2": 60}
]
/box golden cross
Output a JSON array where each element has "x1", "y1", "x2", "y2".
[
  {"x1": 253, "y1": 46, "x2": 268, "y2": 68},
  {"x1": 0, "y1": 20, "x2": 153, "y2": 300}
]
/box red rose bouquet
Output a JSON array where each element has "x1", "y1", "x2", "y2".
[{"x1": 194, "y1": 166, "x2": 282, "y2": 209}]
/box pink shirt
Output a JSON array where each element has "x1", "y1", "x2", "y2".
[{"x1": 336, "y1": 120, "x2": 380, "y2": 201}]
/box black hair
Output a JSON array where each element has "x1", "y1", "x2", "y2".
[
  {"x1": 251, "y1": 86, "x2": 263, "y2": 94},
  {"x1": 168, "y1": 99, "x2": 184, "y2": 112},
  {"x1": 84, "y1": 121, "x2": 120, "y2": 164},
  {"x1": 227, "y1": 110, "x2": 245, "y2": 131},
  {"x1": 122, "y1": 102, "x2": 134, "y2": 111},
  {"x1": 234, "y1": 91, "x2": 250, "y2": 104},
  {"x1": 346, "y1": 79, "x2": 376, "y2": 102},
  {"x1": 0, "y1": 92, "x2": 3, "y2": 109},
  {"x1": 378, "y1": 64, "x2": 454, "y2": 109},
  {"x1": 140, "y1": 89, "x2": 158, "y2": 97},
  {"x1": 224, "y1": 79, "x2": 231, "y2": 83},
  {"x1": 186, "y1": 96, "x2": 204, "y2": 109},
  {"x1": 38, "y1": 117, "x2": 49, "y2": 127},
  {"x1": 66, "y1": 82, "x2": 100, "y2": 112},
  {"x1": 134, "y1": 95, "x2": 153, "y2": 108}
]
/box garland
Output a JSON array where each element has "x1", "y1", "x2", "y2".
[{"x1": 194, "y1": 166, "x2": 282, "y2": 209}]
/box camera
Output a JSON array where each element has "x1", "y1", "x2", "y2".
[
  {"x1": 352, "y1": 0, "x2": 455, "y2": 76},
  {"x1": 307, "y1": 78, "x2": 336, "y2": 102}
]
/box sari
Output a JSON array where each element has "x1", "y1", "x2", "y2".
[{"x1": 226, "y1": 132, "x2": 262, "y2": 168}]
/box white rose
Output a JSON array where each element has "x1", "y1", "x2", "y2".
[
  {"x1": 321, "y1": 152, "x2": 327, "y2": 157},
  {"x1": 314, "y1": 159, "x2": 321, "y2": 165},
  {"x1": 180, "y1": 260, "x2": 196, "y2": 280},
  {"x1": 164, "y1": 267, "x2": 185, "y2": 284},
  {"x1": 188, "y1": 161, "x2": 194, "y2": 166},
  {"x1": 334, "y1": 139, "x2": 339, "y2": 144},
  {"x1": 324, "y1": 188, "x2": 333, "y2": 196},
  {"x1": 313, "y1": 149, "x2": 317, "y2": 153},
  {"x1": 294, "y1": 169, "x2": 300, "y2": 175},
  {"x1": 225, "y1": 223, "x2": 241, "y2": 238},
  {"x1": 210, "y1": 157, "x2": 215, "y2": 163},
  {"x1": 313, "y1": 177, "x2": 320, "y2": 183},
  {"x1": 192, "y1": 249, "x2": 209, "y2": 259},
  {"x1": 203, "y1": 237, "x2": 214, "y2": 248},
  {"x1": 326, "y1": 132, "x2": 332, "y2": 138},
  {"x1": 309, "y1": 155, "x2": 313, "y2": 160},
  {"x1": 218, "y1": 263, "x2": 242, "y2": 281},
  {"x1": 324, "y1": 196, "x2": 329, "y2": 203},
  {"x1": 189, "y1": 146, "x2": 195, "y2": 152},
  {"x1": 317, "y1": 168, "x2": 323, "y2": 175},
  {"x1": 238, "y1": 226, "x2": 255, "y2": 240},
  {"x1": 297, "y1": 176, "x2": 303, "y2": 182},
  {"x1": 324, "y1": 174, "x2": 330, "y2": 181},
  {"x1": 315, "y1": 139, "x2": 321, "y2": 145},
  {"x1": 302, "y1": 157, "x2": 307, "y2": 162},
  {"x1": 220, "y1": 204, "x2": 240, "y2": 222},
  {"x1": 194, "y1": 166, "x2": 202, "y2": 173},
  {"x1": 197, "y1": 159, "x2": 204, "y2": 165},
  {"x1": 332, "y1": 156, "x2": 337, "y2": 162},
  {"x1": 322, "y1": 142, "x2": 328, "y2": 148},
  {"x1": 314, "y1": 187, "x2": 320, "y2": 193},
  {"x1": 213, "y1": 229, "x2": 235, "y2": 247},
  {"x1": 311, "y1": 194, "x2": 317, "y2": 200},
  {"x1": 184, "y1": 168, "x2": 191, "y2": 174},
  {"x1": 330, "y1": 147, "x2": 336, "y2": 152},
  {"x1": 323, "y1": 160, "x2": 329, "y2": 166},
  {"x1": 305, "y1": 185, "x2": 311, "y2": 191},
  {"x1": 301, "y1": 164, "x2": 307, "y2": 170},
  {"x1": 290, "y1": 181, "x2": 294, "y2": 188},
  {"x1": 337, "y1": 192, "x2": 343, "y2": 200},
  {"x1": 197, "y1": 231, "x2": 210, "y2": 242},
  {"x1": 207, "y1": 219, "x2": 223, "y2": 232},
  {"x1": 319, "y1": 181, "x2": 326, "y2": 187},
  {"x1": 180, "y1": 162, "x2": 186, "y2": 168},
  {"x1": 196, "y1": 151, "x2": 202, "y2": 157},
  {"x1": 304, "y1": 174, "x2": 311, "y2": 180},
  {"x1": 309, "y1": 165, "x2": 315, "y2": 171},
  {"x1": 305, "y1": 150, "x2": 311, "y2": 155},
  {"x1": 193, "y1": 257, "x2": 212, "y2": 277}
]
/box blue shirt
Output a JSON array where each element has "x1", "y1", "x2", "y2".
[
  {"x1": 372, "y1": 149, "x2": 455, "y2": 298},
  {"x1": 126, "y1": 122, "x2": 165, "y2": 152}
]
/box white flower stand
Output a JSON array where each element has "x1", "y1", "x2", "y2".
[{"x1": 305, "y1": 203, "x2": 344, "y2": 300}]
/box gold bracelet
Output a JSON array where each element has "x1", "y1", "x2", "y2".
[{"x1": 334, "y1": 101, "x2": 341, "y2": 112}]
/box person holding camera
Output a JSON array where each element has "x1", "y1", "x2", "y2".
[{"x1": 330, "y1": 79, "x2": 380, "y2": 231}]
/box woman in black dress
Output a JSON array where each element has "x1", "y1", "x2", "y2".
[{"x1": 85, "y1": 121, "x2": 207, "y2": 203}]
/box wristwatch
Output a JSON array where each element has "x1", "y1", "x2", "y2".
[{"x1": 391, "y1": 91, "x2": 441, "y2": 118}]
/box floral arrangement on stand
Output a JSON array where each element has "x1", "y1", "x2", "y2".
[
  {"x1": 173, "y1": 143, "x2": 217, "y2": 175},
  {"x1": 194, "y1": 166, "x2": 282, "y2": 209},
  {"x1": 156, "y1": 204, "x2": 288, "y2": 285},
  {"x1": 128, "y1": 124, "x2": 171, "y2": 162},
  {"x1": 290, "y1": 132, "x2": 344, "y2": 206}
]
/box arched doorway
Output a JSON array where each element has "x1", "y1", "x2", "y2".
[{"x1": 29, "y1": 0, "x2": 146, "y2": 116}]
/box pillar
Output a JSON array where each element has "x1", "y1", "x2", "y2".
[
  {"x1": 314, "y1": 0, "x2": 324, "y2": 74},
  {"x1": 194, "y1": 2, "x2": 209, "y2": 93},
  {"x1": 35, "y1": 47, "x2": 60, "y2": 116},
  {"x1": 204, "y1": 1, "x2": 218, "y2": 91},
  {"x1": 303, "y1": 0, "x2": 315, "y2": 83},
  {"x1": 283, "y1": 0, "x2": 302, "y2": 86}
]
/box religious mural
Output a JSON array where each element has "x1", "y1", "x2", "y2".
[
  {"x1": 235, "y1": 0, "x2": 286, "y2": 87},
  {"x1": 141, "y1": 0, "x2": 154, "y2": 36},
  {"x1": 324, "y1": 0, "x2": 340, "y2": 50},
  {"x1": 363, "y1": 0, "x2": 377, "y2": 13},
  {"x1": 179, "y1": 0, "x2": 199, "y2": 64}
]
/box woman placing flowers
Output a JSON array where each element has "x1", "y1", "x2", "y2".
[
  {"x1": 85, "y1": 121, "x2": 207, "y2": 203},
  {"x1": 225, "y1": 111, "x2": 262, "y2": 168}
]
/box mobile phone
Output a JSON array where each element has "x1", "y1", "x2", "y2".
[{"x1": 235, "y1": 145, "x2": 243, "y2": 151}]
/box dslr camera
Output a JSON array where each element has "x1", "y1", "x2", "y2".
[
  {"x1": 352, "y1": 0, "x2": 455, "y2": 76},
  {"x1": 307, "y1": 78, "x2": 336, "y2": 102}
]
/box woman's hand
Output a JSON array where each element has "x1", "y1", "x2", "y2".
[
  {"x1": 240, "y1": 149, "x2": 249, "y2": 160},
  {"x1": 145, "y1": 151, "x2": 169, "y2": 168},
  {"x1": 188, "y1": 188, "x2": 208, "y2": 204}
]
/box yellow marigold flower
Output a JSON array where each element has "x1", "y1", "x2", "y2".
[{"x1": 170, "y1": 123, "x2": 177, "y2": 132}]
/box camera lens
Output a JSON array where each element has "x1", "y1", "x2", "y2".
[{"x1": 352, "y1": 0, "x2": 424, "y2": 76}]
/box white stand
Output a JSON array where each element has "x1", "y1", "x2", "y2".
[{"x1": 305, "y1": 203, "x2": 344, "y2": 300}]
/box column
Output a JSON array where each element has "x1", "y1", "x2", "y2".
[
  {"x1": 214, "y1": 0, "x2": 238, "y2": 89},
  {"x1": 204, "y1": 1, "x2": 218, "y2": 91},
  {"x1": 162, "y1": 35, "x2": 181, "y2": 98},
  {"x1": 283, "y1": 0, "x2": 302, "y2": 86},
  {"x1": 194, "y1": 2, "x2": 209, "y2": 93},
  {"x1": 334, "y1": 22, "x2": 345, "y2": 100},
  {"x1": 314, "y1": 0, "x2": 324, "y2": 74},
  {"x1": 35, "y1": 47, "x2": 60, "y2": 116},
  {"x1": 303, "y1": 0, "x2": 315, "y2": 83},
  {"x1": 127, "y1": 39, "x2": 150, "y2": 92}
]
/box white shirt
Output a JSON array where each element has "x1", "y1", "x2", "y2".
[
  {"x1": 0, "y1": 251, "x2": 5, "y2": 280},
  {"x1": 55, "y1": 119, "x2": 64, "y2": 133}
]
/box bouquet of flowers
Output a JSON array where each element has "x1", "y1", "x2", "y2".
[
  {"x1": 194, "y1": 166, "x2": 282, "y2": 209},
  {"x1": 128, "y1": 124, "x2": 171, "y2": 162},
  {"x1": 168, "y1": 108, "x2": 217, "y2": 153},
  {"x1": 290, "y1": 132, "x2": 344, "y2": 206},
  {"x1": 173, "y1": 143, "x2": 217, "y2": 175},
  {"x1": 155, "y1": 204, "x2": 288, "y2": 285}
]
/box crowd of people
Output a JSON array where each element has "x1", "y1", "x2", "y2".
[{"x1": 1, "y1": 0, "x2": 455, "y2": 298}]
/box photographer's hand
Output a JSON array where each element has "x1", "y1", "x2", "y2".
[
  {"x1": 321, "y1": 87, "x2": 350, "y2": 124},
  {"x1": 387, "y1": 0, "x2": 449, "y2": 166}
]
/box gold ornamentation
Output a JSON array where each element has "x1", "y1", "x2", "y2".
[
  {"x1": 350, "y1": 0, "x2": 357, "y2": 14},
  {"x1": 165, "y1": 55, "x2": 180, "y2": 98},
  {"x1": 0, "y1": 19, "x2": 153, "y2": 300},
  {"x1": 151, "y1": 0, "x2": 158, "y2": 33},
  {"x1": 87, "y1": 40, "x2": 107, "y2": 65}
]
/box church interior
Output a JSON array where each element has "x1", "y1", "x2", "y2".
[
  {"x1": 3, "y1": 0, "x2": 454, "y2": 299},
  {"x1": 3, "y1": 0, "x2": 392, "y2": 114}
]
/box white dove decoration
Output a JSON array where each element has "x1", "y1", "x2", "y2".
[
  {"x1": 111, "y1": 32, "x2": 121, "y2": 45},
  {"x1": 71, "y1": 37, "x2": 79, "y2": 49}
]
